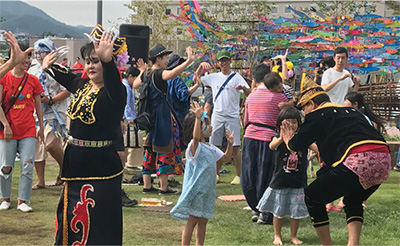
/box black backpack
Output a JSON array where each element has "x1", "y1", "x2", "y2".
[
  {"x1": 135, "y1": 71, "x2": 183, "y2": 132},
  {"x1": 135, "y1": 71, "x2": 156, "y2": 132}
]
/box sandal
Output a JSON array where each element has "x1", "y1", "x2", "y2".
[
  {"x1": 219, "y1": 168, "x2": 231, "y2": 174},
  {"x1": 32, "y1": 184, "x2": 45, "y2": 190},
  {"x1": 55, "y1": 177, "x2": 64, "y2": 186}
]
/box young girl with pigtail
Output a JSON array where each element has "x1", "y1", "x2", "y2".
[{"x1": 170, "y1": 100, "x2": 234, "y2": 245}]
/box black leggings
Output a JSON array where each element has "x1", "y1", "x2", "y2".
[{"x1": 305, "y1": 164, "x2": 379, "y2": 228}]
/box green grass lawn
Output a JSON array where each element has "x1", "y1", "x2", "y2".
[{"x1": 1, "y1": 161, "x2": 399, "y2": 245}]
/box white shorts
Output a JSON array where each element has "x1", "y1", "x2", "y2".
[{"x1": 210, "y1": 113, "x2": 241, "y2": 147}]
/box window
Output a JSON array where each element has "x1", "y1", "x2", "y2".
[
  {"x1": 177, "y1": 27, "x2": 183, "y2": 35},
  {"x1": 148, "y1": 8, "x2": 153, "y2": 15},
  {"x1": 177, "y1": 7, "x2": 180, "y2": 15},
  {"x1": 272, "y1": 6, "x2": 278, "y2": 14},
  {"x1": 166, "y1": 8, "x2": 171, "y2": 15},
  {"x1": 285, "y1": 5, "x2": 291, "y2": 14},
  {"x1": 234, "y1": 6, "x2": 241, "y2": 15},
  {"x1": 247, "y1": 6, "x2": 253, "y2": 14}
]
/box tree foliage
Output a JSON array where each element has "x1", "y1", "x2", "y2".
[
  {"x1": 124, "y1": 1, "x2": 190, "y2": 49},
  {"x1": 41, "y1": 31, "x2": 56, "y2": 38},
  {"x1": 199, "y1": 1, "x2": 274, "y2": 71},
  {"x1": 311, "y1": 0, "x2": 377, "y2": 17},
  {"x1": 387, "y1": 0, "x2": 400, "y2": 15}
]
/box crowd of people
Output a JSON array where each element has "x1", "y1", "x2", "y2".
[{"x1": 0, "y1": 29, "x2": 395, "y2": 245}]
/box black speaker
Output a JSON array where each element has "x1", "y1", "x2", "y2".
[{"x1": 119, "y1": 24, "x2": 150, "y2": 64}]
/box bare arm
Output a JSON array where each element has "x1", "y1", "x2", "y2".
[
  {"x1": 190, "y1": 102, "x2": 203, "y2": 156},
  {"x1": 34, "y1": 94, "x2": 44, "y2": 143},
  {"x1": 133, "y1": 58, "x2": 147, "y2": 89},
  {"x1": 204, "y1": 103, "x2": 212, "y2": 117},
  {"x1": 41, "y1": 90, "x2": 70, "y2": 104},
  {"x1": 351, "y1": 76, "x2": 360, "y2": 92},
  {"x1": 188, "y1": 74, "x2": 201, "y2": 96},
  {"x1": 161, "y1": 46, "x2": 195, "y2": 81},
  {"x1": 321, "y1": 72, "x2": 351, "y2": 92},
  {"x1": 0, "y1": 61, "x2": 15, "y2": 79},
  {"x1": 195, "y1": 62, "x2": 212, "y2": 77},
  {"x1": 0, "y1": 31, "x2": 34, "y2": 79},
  {"x1": 273, "y1": 54, "x2": 288, "y2": 80},
  {"x1": 0, "y1": 84, "x2": 12, "y2": 141},
  {"x1": 233, "y1": 85, "x2": 251, "y2": 96},
  {"x1": 278, "y1": 99, "x2": 294, "y2": 109},
  {"x1": 309, "y1": 143, "x2": 318, "y2": 153},
  {"x1": 220, "y1": 130, "x2": 234, "y2": 163},
  {"x1": 269, "y1": 136, "x2": 283, "y2": 150}
]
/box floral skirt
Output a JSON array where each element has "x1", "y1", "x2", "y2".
[
  {"x1": 343, "y1": 151, "x2": 391, "y2": 189},
  {"x1": 142, "y1": 119, "x2": 182, "y2": 176}
]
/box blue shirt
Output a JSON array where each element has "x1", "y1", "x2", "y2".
[
  {"x1": 167, "y1": 76, "x2": 190, "y2": 125},
  {"x1": 122, "y1": 79, "x2": 135, "y2": 121}
]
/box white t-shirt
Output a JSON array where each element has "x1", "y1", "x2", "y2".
[
  {"x1": 201, "y1": 72, "x2": 249, "y2": 117},
  {"x1": 321, "y1": 68, "x2": 354, "y2": 105},
  {"x1": 186, "y1": 140, "x2": 224, "y2": 162}
]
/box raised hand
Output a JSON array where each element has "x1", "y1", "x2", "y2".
[
  {"x1": 195, "y1": 62, "x2": 211, "y2": 77},
  {"x1": 225, "y1": 129, "x2": 234, "y2": 145},
  {"x1": 273, "y1": 54, "x2": 287, "y2": 62},
  {"x1": 41, "y1": 51, "x2": 57, "y2": 71},
  {"x1": 136, "y1": 58, "x2": 147, "y2": 73},
  {"x1": 2, "y1": 30, "x2": 33, "y2": 66},
  {"x1": 353, "y1": 75, "x2": 361, "y2": 85},
  {"x1": 280, "y1": 119, "x2": 295, "y2": 144},
  {"x1": 94, "y1": 31, "x2": 113, "y2": 63},
  {"x1": 189, "y1": 101, "x2": 203, "y2": 119},
  {"x1": 186, "y1": 46, "x2": 196, "y2": 62}
]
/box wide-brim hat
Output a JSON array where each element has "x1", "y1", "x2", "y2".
[
  {"x1": 149, "y1": 44, "x2": 172, "y2": 59},
  {"x1": 297, "y1": 73, "x2": 327, "y2": 107},
  {"x1": 167, "y1": 54, "x2": 186, "y2": 70}
]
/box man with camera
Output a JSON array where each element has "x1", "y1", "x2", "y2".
[
  {"x1": 314, "y1": 56, "x2": 335, "y2": 85},
  {"x1": 321, "y1": 47, "x2": 360, "y2": 105}
]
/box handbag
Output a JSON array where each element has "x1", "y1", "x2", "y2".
[{"x1": 0, "y1": 73, "x2": 29, "y2": 129}]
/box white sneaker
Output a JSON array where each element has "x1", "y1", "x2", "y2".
[
  {"x1": 0, "y1": 201, "x2": 11, "y2": 210},
  {"x1": 17, "y1": 203, "x2": 33, "y2": 212},
  {"x1": 230, "y1": 176, "x2": 241, "y2": 185}
]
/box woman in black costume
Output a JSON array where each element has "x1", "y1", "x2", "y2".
[{"x1": 42, "y1": 31, "x2": 127, "y2": 245}]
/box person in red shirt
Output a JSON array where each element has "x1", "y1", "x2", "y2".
[
  {"x1": 0, "y1": 39, "x2": 44, "y2": 213},
  {"x1": 60, "y1": 58, "x2": 68, "y2": 68},
  {"x1": 70, "y1": 57, "x2": 84, "y2": 74}
]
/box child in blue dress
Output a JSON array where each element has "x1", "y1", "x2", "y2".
[
  {"x1": 257, "y1": 107, "x2": 318, "y2": 245},
  {"x1": 170, "y1": 101, "x2": 233, "y2": 245}
]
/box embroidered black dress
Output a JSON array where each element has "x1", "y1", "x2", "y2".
[{"x1": 49, "y1": 61, "x2": 126, "y2": 245}]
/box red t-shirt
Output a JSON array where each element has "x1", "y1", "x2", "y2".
[{"x1": 0, "y1": 71, "x2": 43, "y2": 139}]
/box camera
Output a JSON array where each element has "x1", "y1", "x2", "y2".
[{"x1": 317, "y1": 66, "x2": 327, "y2": 75}]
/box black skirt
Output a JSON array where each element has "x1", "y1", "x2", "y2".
[
  {"x1": 55, "y1": 176, "x2": 122, "y2": 245},
  {"x1": 55, "y1": 144, "x2": 123, "y2": 245}
]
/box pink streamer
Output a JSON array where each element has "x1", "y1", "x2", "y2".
[{"x1": 193, "y1": 0, "x2": 201, "y2": 13}]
